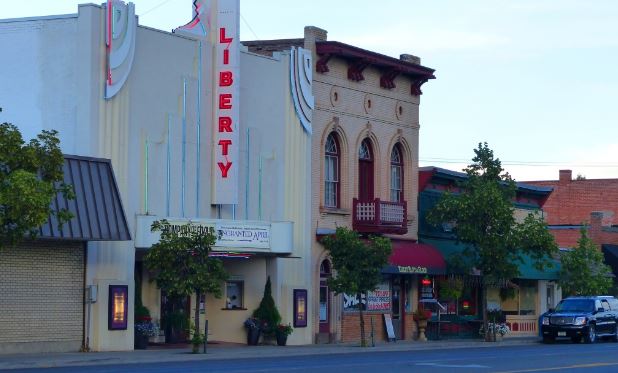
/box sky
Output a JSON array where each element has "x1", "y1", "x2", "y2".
[{"x1": 3, "y1": 0, "x2": 618, "y2": 182}]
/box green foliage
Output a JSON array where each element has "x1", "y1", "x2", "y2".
[
  {"x1": 0, "y1": 122, "x2": 73, "y2": 248},
  {"x1": 145, "y1": 220, "x2": 228, "y2": 334},
  {"x1": 145, "y1": 220, "x2": 227, "y2": 299},
  {"x1": 253, "y1": 277, "x2": 281, "y2": 335},
  {"x1": 438, "y1": 277, "x2": 464, "y2": 300},
  {"x1": 321, "y1": 226, "x2": 392, "y2": 347},
  {"x1": 426, "y1": 143, "x2": 558, "y2": 284},
  {"x1": 559, "y1": 227, "x2": 613, "y2": 296},
  {"x1": 275, "y1": 323, "x2": 293, "y2": 336},
  {"x1": 321, "y1": 227, "x2": 392, "y2": 296}
]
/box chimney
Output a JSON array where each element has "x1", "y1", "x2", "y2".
[
  {"x1": 559, "y1": 170, "x2": 572, "y2": 184},
  {"x1": 304, "y1": 26, "x2": 327, "y2": 50},
  {"x1": 400, "y1": 54, "x2": 421, "y2": 65},
  {"x1": 589, "y1": 211, "x2": 604, "y2": 243}
]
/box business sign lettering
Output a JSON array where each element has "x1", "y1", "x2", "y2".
[
  {"x1": 158, "y1": 220, "x2": 269, "y2": 249},
  {"x1": 397, "y1": 265, "x2": 428, "y2": 274},
  {"x1": 212, "y1": 0, "x2": 240, "y2": 204}
]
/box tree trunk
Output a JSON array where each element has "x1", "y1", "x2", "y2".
[
  {"x1": 358, "y1": 292, "x2": 367, "y2": 347},
  {"x1": 194, "y1": 290, "x2": 201, "y2": 338}
]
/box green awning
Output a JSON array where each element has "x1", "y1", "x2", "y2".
[{"x1": 420, "y1": 237, "x2": 560, "y2": 280}]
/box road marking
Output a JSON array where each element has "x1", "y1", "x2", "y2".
[
  {"x1": 496, "y1": 362, "x2": 618, "y2": 373},
  {"x1": 416, "y1": 362, "x2": 490, "y2": 368}
]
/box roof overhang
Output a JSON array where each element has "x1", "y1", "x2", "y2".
[{"x1": 39, "y1": 155, "x2": 131, "y2": 241}]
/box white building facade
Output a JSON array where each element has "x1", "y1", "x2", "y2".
[{"x1": 0, "y1": 0, "x2": 313, "y2": 352}]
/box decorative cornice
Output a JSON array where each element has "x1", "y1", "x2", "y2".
[{"x1": 315, "y1": 41, "x2": 435, "y2": 96}]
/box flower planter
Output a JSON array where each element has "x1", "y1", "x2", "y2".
[
  {"x1": 134, "y1": 333, "x2": 149, "y2": 350},
  {"x1": 247, "y1": 327, "x2": 261, "y2": 346},
  {"x1": 416, "y1": 319, "x2": 428, "y2": 342},
  {"x1": 276, "y1": 332, "x2": 288, "y2": 346}
]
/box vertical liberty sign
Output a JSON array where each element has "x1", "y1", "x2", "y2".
[{"x1": 212, "y1": 0, "x2": 240, "y2": 204}]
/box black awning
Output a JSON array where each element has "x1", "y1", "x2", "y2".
[
  {"x1": 39, "y1": 155, "x2": 131, "y2": 241},
  {"x1": 602, "y1": 244, "x2": 618, "y2": 276}
]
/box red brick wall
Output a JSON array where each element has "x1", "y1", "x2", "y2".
[
  {"x1": 526, "y1": 170, "x2": 618, "y2": 248},
  {"x1": 549, "y1": 228, "x2": 586, "y2": 248},
  {"x1": 526, "y1": 171, "x2": 618, "y2": 226}
]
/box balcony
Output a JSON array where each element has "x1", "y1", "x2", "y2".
[{"x1": 352, "y1": 198, "x2": 407, "y2": 235}]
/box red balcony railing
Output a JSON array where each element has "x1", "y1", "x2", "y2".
[{"x1": 352, "y1": 198, "x2": 407, "y2": 235}]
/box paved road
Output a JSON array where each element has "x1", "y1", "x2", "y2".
[{"x1": 4, "y1": 340, "x2": 618, "y2": 373}]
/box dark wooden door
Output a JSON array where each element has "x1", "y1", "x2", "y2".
[{"x1": 319, "y1": 281, "x2": 330, "y2": 333}]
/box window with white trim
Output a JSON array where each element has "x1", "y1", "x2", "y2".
[
  {"x1": 390, "y1": 145, "x2": 403, "y2": 202},
  {"x1": 324, "y1": 134, "x2": 339, "y2": 208}
]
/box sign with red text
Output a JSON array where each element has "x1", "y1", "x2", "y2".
[
  {"x1": 367, "y1": 283, "x2": 391, "y2": 311},
  {"x1": 212, "y1": 0, "x2": 240, "y2": 204}
]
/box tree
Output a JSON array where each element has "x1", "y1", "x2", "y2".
[
  {"x1": 0, "y1": 122, "x2": 73, "y2": 249},
  {"x1": 145, "y1": 220, "x2": 228, "y2": 342},
  {"x1": 252, "y1": 276, "x2": 281, "y2": 335},
  {"x1": 559, "y1": 227, "x2": 613, "y2": 296},
  {"x1": 321, "y1": 227, "x2": 392, "y2": 347},
  {"x1": 427, "y1": 143, "x2": 558, "y2": 339}
]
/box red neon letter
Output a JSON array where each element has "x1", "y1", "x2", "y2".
[
  {"x1": 223, "y1": 49, "x2": 230, "y2": 65},
  {"x1": 219, "y1": 94, "x2": 232, "y2": 109},
  {"x1": 218, "y1": 117, "x2": 232, "y2": 132},
  {"x1": 220, "y1": 28, "x2": 233, "y2": 43},
  {"x1": 218, "y1": 139, "x2": 232, "y2": 155},
  {"x1": 219, "y1": 71, "x2": 233, "y2": 87},
  {"x1": 218, "y1": 161, "x2": 232, "y2": 178}
]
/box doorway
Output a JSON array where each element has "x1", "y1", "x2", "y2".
[
  {"x1": 318, "y1": 260, "x2": 332, "y2": 342},
  {"x1": 391, "y1": 277, "x2": 403, "y2": 340},
  {"x1": 160, "y1": 291, "x2": 190, "y2": 343},
  {"x1": 358, "y1": 139, "x2": 374, "y2": 202}
]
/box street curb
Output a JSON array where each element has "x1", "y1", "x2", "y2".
[{"x1": 0, "y1": 338, "x2": 541, "y2": 370}]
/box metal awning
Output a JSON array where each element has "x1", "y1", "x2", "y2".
[{"x1": 39, "y1": 155, "x2": 131, "y2": 241}]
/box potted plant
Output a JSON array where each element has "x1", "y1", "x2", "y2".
[
  {"x1": 244, "y1": 317, "x2": 262, "y2": 345},
  {"x1": 275, "y1": 323, "x2": 293, "y2": 346},
  {"x1": 252, "y1": 277, "x2": 282, "y2": 341},
  {"x1": 134, "y1": 317, "x2": 159, "y2": 349},
  {"x1": 413, "y1": 308, "x2": 432, "y2": 341},
  {"x1": 479, "y1": 322, "x2": 510, "y2": 341}
]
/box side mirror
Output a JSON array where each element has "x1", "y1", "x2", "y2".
[
  {"x1": 548, "y1": 308, "x2": 555, "y2": 313},
  {"x1": 596, "y1": 307, "x2": 605, "y2": 313}
]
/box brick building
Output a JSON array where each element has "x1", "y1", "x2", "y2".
[
  {"x1": 245, "y1": 26, "x2": 436, "y2": 343},
  {"x1": 526, "y1": 170, "x2": 618, "y2": 248}
]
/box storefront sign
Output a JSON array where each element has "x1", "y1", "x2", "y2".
[
  {"x1": 216, "y1": 223, "x2": 270, "y2": 248},
  {"x1": 367, "y1": 283, "x2": 391, "y2": 311},
  {"x1": 343, "y1": 293, "x2": 366, "y2": 311},
  {"x1": 152, "y1": 219, "x2": 270, "y2": 249},
  {"x1": 108, "y1": 285, "x2": 128, "y2": 330},
  {"x1": 397, "y1": 265, "x2": 428, "y2": 274},
  {"x1": 212, "y1": 0, "x2": 240, "y2": 204},
  {"x1": 293, "y1": 289, "x2": 308, "y2": 327}
]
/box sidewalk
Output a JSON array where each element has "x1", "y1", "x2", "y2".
[{"x1": 0, "y1": 337, "x2": 540, "y2": 370}]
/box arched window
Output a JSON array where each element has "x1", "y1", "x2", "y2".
[
  {"x1": 324, "y1": 133, "x2": 339, "y2": 208},
  {"x1": 390, "y1": 145, "x2": 403, "y2": 202}
]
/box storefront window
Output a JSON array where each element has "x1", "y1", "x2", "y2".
[
  {"x1": 458, "y1": 286, "x2": 478, "y2": 316},
  {"x1": 225, "y1": 281, "x2": 244, "y2": 309},
  {"x1": 519, "y1": 281, "x2": 537, "y2": 315}
]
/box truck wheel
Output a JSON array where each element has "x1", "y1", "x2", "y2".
[{"x1": 584, "y1": 324, "x2": 596, "y2": 344}]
